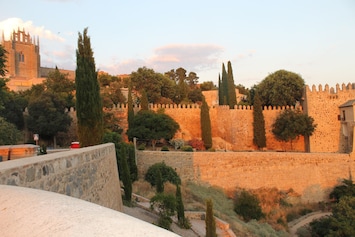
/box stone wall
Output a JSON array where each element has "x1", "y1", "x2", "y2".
[
  {"x1": 137, "y1": 151, "x2": 355, "y2": 202},
  {"x1": 0, "y1": 143, "x2": 122, "y2": 211}
]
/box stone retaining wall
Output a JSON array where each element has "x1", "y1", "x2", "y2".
[
  {"x1": 137, "y1": 151, "x2": 355, "y2": 202},
  {"x1": 0, "y1": 143, "x2": 122, "y2": 211}
]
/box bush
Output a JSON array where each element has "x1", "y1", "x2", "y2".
[
  {"x1": 161, "y1": 145, "x2": 169, "y2": 151},
  {"x1": 188, "y1": 139, "x2": 205, "y2": 151},
  {"x1": 234, "y1": 190, "x2": 264, "y2": 222},
  {"x1": 137, "y1": 143, "x2": 146, "y2": 150},
  {"x1": 181, "y1": 145, "x2": 193, "y2": 152}
]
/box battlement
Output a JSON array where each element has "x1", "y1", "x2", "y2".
[{"x1": 306, "y1": 83, "x2": 355, "y2": 94}]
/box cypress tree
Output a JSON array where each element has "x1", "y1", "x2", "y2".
[
  {"x1": 253, "y1": 93, "x2": 266, "y2": 149},
  {"x1": 127, "y1": 82, "x2": 134, "y2": 138},
  {"x1": 120, "y1": 145, "x2": 132, "y2": 202},
  {"x1": 140, "y1": 89, "x2": 149, "y2": 110},
  {"x1": 200, "y1": 96, "x2": 212, "y2": 149},
  {"x1": 156, "y1": 168, "x2": 164, "y2": 193},
  {"x1": 75, "y1": 28, "x2": 103, "y2": 147},
  {"x1": 176, "y1": 184, "x2": 188, "y2": 228},
  {"x1": 221, "y1": 63, "x2": 228, "y2": 105},
  {"x1": 227, "y1": 61, "x2": 237, "y2": 109},
  {"x1": 205, "y1": 199, "x2": 217, "y2": 237},
  {"x1": 218, "y1": 74, "x2": 223, "y2": 105}
]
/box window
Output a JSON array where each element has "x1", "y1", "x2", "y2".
[{"x1": 18, "y1": 52, "x2": 24, "y2": 62}]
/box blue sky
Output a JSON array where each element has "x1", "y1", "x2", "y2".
[{"x1": 0, "y1": 0, "x2": 354, "y2": 88}]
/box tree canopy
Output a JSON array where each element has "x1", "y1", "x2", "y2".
[
  {"x1": 0, "y1": 117, "x2": 21, "y2": 145},
  {"x1": 256, "y1": 70, "x2": 305, "y2": 106},
  {"x1": 272, "y1": 109, "x2": 316, "y2": 149},
  {"x1": 126, "y1": 110, "x2": 179, "y2": 149}
]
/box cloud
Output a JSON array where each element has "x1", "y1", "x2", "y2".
[
  {"x1": 0, "y1": 18, "x2": 64, "y2": 42},
  {"x1": 99, "y1": 44, "x2": 224, "y2": 76}
]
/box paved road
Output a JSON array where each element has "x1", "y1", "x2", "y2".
[{"x1": 288, "y1": 212, "x2": 332, "y2": 236}]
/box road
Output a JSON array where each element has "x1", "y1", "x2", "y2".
[{"x1": 288, "y1": 211, "x2": 332, "y2": 236}]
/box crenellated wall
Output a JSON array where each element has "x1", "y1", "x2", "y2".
[
  {"x1": 136, "y1": 151, "x2": 355, "y2": 203},
  {"x1": 303, "y1": 83, "x2": 355, "y2": 152},
  {"x1": 0, "y1": 143, "x2": 122, "y2": 211}
]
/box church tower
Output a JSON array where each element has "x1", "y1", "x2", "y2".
[{"x1": 1, "y1": 28, "x2": 40, "y2": 79}]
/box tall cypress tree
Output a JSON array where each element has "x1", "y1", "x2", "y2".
[
  {"x1": 227, "y1": 61, "x2": 237, "y2": 109},
  {"x1": 253, "y1": 93, "x2": 266, "y2": 149},
  {"x1": 75, "y1": 28, "x2": 103, "y2": 147},
  {"x1": 200, "y1": 96, "x2": 212, "y2": 149},
  {"x1": 140, "y1": 89, "x2": 149, "y2": 110},
  {"x1": 221, "y1": 63, "x2": 228, "y2": 105},
  {"x1": 127, "y1": 82, "x2": 134, "y2": 141},
  {"x1": 218, "y1": 74, "x2": 223, "y2": 105},
  {"x1": 176, "y1": 184, "x2": 188, "y2": 228},
  {"x1": 205, "y1": 199, "x2": 217, "y2": 237},
  {"x1": 120, "y1": 145, "x2": 132, "y2": 202}
]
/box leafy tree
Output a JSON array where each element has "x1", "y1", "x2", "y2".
[
  {"x1": 227, "y1": 61, "x2": 237, "y2": 109},
  {"x1": 119, "y1": 145, "x2": 132, "y2": 202},
  {"x1": 187, "y1": 88, "x2": 203, "y2": 103},
  {"x1": 45, "y1": 67, "x2": 75, "y2": 108},
  {"x1": 310, "y1": 196, "x2": 355, "y2": 236},
  {"x1": 205, "y1": 199, "x2": 217, "y2": 237},
  {"x1": 200, "y1": 96, "x2": 212, "y2": 149},
  {"x1": 253, "y1": 93, "x2": 266, "y2": 149},
  {"x1": 272, "y1": 109, "x2": 316, "y2": 150},
  {"x1": 26, "y1": 92, "x2": 72, "y2": 146},
  {"x1": 75, "y1": 28, "x2": 104, "y2": 147},
  {"x1": 234, "y1": 190, "x2": 264, "y2": 222},
  {"x1": 0, "y1": 117, "x2": 21, "y2": 145},
  {"x1": 145, "y1": 162, "x2": 181, "y2": 187},
  {"x1": 126, "y1": 110, "x2": 179, "y2": 149},
  {"x1": 329, "y1": 178, "x2": 355, "y2": 203},
  {"x1": 200, "y1": 81, "x2": 216, "y2": 91},
  {"x1": 150, "y1": 193, "x2": 176, "y2": 230},
  {"x1": 256, "y1": 70, "x2": 305, "y2": 106},
  {"x1": 131, "y1": 67, "x2": 164, "y2": 103},
  {"x1": 0, "y1": 44, "x2": 7, "y2": 77}
]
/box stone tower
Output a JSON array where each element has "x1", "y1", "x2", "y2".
[{"x1": 2, "y1": 28, "x2": 40, "y2": 79}]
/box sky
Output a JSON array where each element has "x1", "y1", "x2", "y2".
[{"x1": 0, "y1": 0, "x2": 354, "y2": 88}]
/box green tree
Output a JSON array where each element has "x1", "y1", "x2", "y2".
[
  {"x1": 127, "y1": 83, "x2": 134, "y2": 140},
  {"x1": 310, "y1": 196, "x2": 355, "y2": 236},
  {"x1": 200, "y1": 81, "x2": 216, "y2": 91},
  {"x1": 227, "y1": 61, "x2": 237, "y2": 109},
  {"x1": 200, "y1": 96, "x2": 212, "y2": 149},
  {"x1": 0, "y1": 44, "x2": 7, "y2": 77},
  {"x1": 256, "y1": 70, "x2": 305, "y2": 106},
  {"x1": 205, "y1": 199, "x2": 217, "y2": 237},
  {"x1": 26, "y1": 92, "x2": 72, "y2": 146},
  {"x1": 75, "y1": 28, "x2": 103, "y2": 147},
  {"x1": 253, "y1": 93, "x2": 266, "y2": 149},
  {"x1": 127, "y1": 143, "x2": 138, "y2": 182},
  {"x1": 272, "y1": 109, "x2": 316, "y2": 150},
  {"x1": 329, "y1": 178, "x2": 355, "y2": 203},
  {"x1": 145, "y1": 162, "x2": 181, "y2": 187},
  {"x1": 176, "y1": 184, "x2": 190, "y2": 228},
  {"x1": 218, "y1": 75, "x2": 223, "y2": 105},
  {"x1": 45, "y1": 67, "x2": 75, "y2": 108},
  {"x1": 140, "y1": 89, "x2": 149, "y2": 110},
  {"x1": 127, "y1": 110, "x2": 179, "y2": 149},
  {"x1": 119, "y1": 145, "x2": 132, "y2": 202},
  {"x1": 221, "y1": 63, "x2": 228, "y2": 105},
  {"x1": 0, "y1": 117, "x2": 21, "y2": 145},
  {"x1": 156, "y1": 168, "x2": 164, "y2": 193},
  {"x1": 150, "y1": 193, "x2": 176, "y2": 230},
  {"x1": 234, "y1": 190, "x2": 264, "y2": 222}
]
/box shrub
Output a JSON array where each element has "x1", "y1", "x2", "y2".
[
  {"x1": 234, "y1": 190, "x2": 264, "y2": 222},
  {"x1": 137, "y1": 143, "x2": 146, "y2": 150},
  {"x1": 181, "y1": 145, "x2": 193, "y2": 152},
  {"x1": 188, "y1": 138, "x2": 205, "y2": 151},
  {"x1": 161, "y1": 145, "x2": 169, "y2": 151}
]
